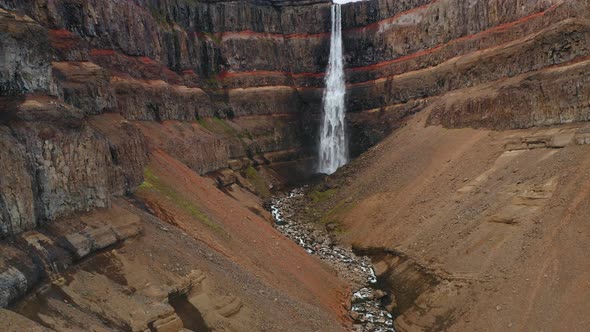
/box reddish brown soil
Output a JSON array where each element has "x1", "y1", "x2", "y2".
[
  {"x1": 321, "y1": 110, "x2": 590, "y2": 331},
  {"x1": 139, "y1": 149, "x2": 350, "y2": 321},
  {"x1": 7, "y1": 147, "x2": 349, "y2": 331}
]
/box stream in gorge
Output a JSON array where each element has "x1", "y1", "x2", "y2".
[
  {"x1": 277, "y1": 4, "x2": 396, "y2": 330},
  {"x1": 269, "y1": 187, "x2": 395, "y2": 332}
]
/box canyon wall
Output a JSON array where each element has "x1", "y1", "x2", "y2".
[
  {"x1": 0, "y1": 3, "x2": 354, "y2": 330},
  {"x1": 340, "y1": 0, "x2": 590, "y2": 153},
  {"x1": 1, "y1": 1, "x2": 589, "y2": 326},
  {"x1": 2, "y1": 0, "x2": 588, "y2": 237},
  {"x1": 0, "y1": 0, "x2": 334, "y2": 237}
]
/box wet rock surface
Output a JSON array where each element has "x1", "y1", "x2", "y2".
[{"x1": 270, "y1": 188, "x2": 394, "y2": 332}]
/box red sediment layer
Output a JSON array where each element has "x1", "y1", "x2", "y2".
[
  {"x1": 217, "y1": 4, "x2": 563, "y2": 83},
  {"x1": 352, "y1": 55, "x2": 590, "y2": 93},
  {"x1": 138, "y1": 56, "x2": 158, "y2": 65},
  {"x1": 88, "y1": 49, "x2": 185, "y2": 84},
  {"x1": 219, "y1": 30, "x2": 329, "y2": 40},
  {"x1": 347, "y1": 3, "x2": 561, "y2": 73},
  {"x1": 89, "y1": 49, "x2": 118, "y2": 56},
  {"x1": 347, "y1": 16, "x2": 571, "y2": 88},
  {"x1": 49, "y1": 28, "x2": 74, "y2": 37},
  {"x1": 219, "y1": 70, "x2": 325, "y2": 80},
  {"x1": 49, "y1": 28, "x2": 81, "y2": 50},
  {"x1": 292, "y1": 72, "x2": 325, "y2": 78}
]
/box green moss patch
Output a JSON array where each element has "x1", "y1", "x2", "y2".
[
  {"x1": 198, "y1": 117, "x2": 236, "y2": 136},
  {"x1": 136, "y1": 167, "x2": 221, "y2": 232},
  {"x1": 317, "y1": 199, "x2": 348, "y2": 234},
  {"x1": 309, "y1": 187, "x2": 337, "y2": 203},
  {"x1": 243, "y1": 166, "x2": 271, "y2": 198}
]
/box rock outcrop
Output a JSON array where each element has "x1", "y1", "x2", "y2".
[
  {"x1": 343, "y1": 0, "x2": 590, "y2": 151},
  {"x1": 0, "y1": 3, "x2": 349, "y2": 330},
  {"x1": 0, "y1": 0, "x2": 334, "y2": 237}
]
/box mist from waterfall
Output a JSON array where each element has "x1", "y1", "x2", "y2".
[{"x1": 318, "y1": 3, "x2": 348, "y2": 175}]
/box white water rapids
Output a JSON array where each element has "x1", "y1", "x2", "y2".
[{"x1": 318, "y1": 4, "x2": 348, "y2": 175}]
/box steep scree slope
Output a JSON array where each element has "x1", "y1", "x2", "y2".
[{"x1": 317, "y1": 109, "x2": 590, "y2": 331}]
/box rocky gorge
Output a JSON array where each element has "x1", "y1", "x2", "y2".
[
  {"x1": 270, "y1": 188, "x2": 393, "y2": 331},
  {"x1": 1, "y1": 0, "x2": 590, "y2": 331}
]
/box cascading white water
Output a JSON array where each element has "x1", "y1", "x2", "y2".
[{"x1": 318, "y1": 3, "x2": 348, "y2": 175}]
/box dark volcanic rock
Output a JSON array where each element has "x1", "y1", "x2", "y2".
[
  {"x1": 0, "y1": 9, "x2": 53, "y2": 95},
  {"x1": 0, "y1": 127, "x2": 35, "y2": 236}
]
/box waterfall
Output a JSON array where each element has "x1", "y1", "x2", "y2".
[{"x1": 318, "y1": 3, "x2": 348, "y2": 175}]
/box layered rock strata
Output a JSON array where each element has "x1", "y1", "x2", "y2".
[
  {"x1": 0, "y1": 1, "x2": 590, "y2": 329},
  {"x1": 0, "y1": 0, "x2": 334, "y2": 237},
  {"x1": 0, "y1": 3, "x2": 350, "y2": 330},
  {"x1": 3, "y1": 0, "x2": 588, "y2": 236}
]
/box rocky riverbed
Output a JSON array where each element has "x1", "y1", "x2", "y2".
[{"x1": 269, "y1": 187, "x2": 395, "y2": 332}]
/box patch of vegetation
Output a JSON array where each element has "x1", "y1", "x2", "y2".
[
  {"x1": 137, "y1": 168, "x2": 156, "y2": 190},
  {"x1": 136, "y1": 167, "x2": 222, "y2": 232},
  {"x1": 202, "y1": 31, "x2": 222, "y2": 45},
  {"x1": 309, "y1": 187, "x2": 337, "y2": 203},
  {"x1": 244, "y1": 165, "x2": 257, "y2": 178},
  {"x1": 243, "y1": 166, "x2": 271, "y2": 198},
  {"x1": 237, "y1": 130, "x2": 254, "y2": 141},
  {"x1": 196, "y1": 117, "x2": 209, "y2": 129},
  {"x1": 197, "y1": 117, "x2": 235, "y2": 135},
  {"x1": 150, "y1": 7, "x2": 171, "y2": 26},
  {"x1": 316, "y1": 197, "x2": 356, "y2": 235},
  {"x1": 211, "y1": 117, "x2": 235, "y2": 135}
]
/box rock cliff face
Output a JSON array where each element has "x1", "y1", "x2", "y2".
[
  {"x1": 0, "y1": 3, "x2": 353, "y2": 330},
  {"x1": 0, "y1": 0, "x2": 334, "y2": 237},
  {"x1": 1, "y1": 0, "x2": 589, "y2": 330},
  {"x1": 3, "y1": 0, "x2": 587, "y2": 237},
  {"x1": 342, "y1": 0, "x2": 590, "y2": 152}
]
